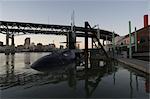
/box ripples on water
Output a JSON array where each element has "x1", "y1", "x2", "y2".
[{"x1": 0, "y1": 53, "x2": 149, "y2": 98}]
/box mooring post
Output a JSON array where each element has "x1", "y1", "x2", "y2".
[
  {"x1": 129, "y1": 21, "x2": 132, "y2": 58},
  {"x1": 85, "y1": 22, "x2": 89, "y2": 69},
  {"x1": 134, "y1": 27, "x2": 137, "y2": 52}
]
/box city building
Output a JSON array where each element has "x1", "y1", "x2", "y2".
[
  {"x1": 112, "y1": 15, "x2": 149, "y2": 60},
  {"x1": 16, "y1": 45, "x2": 24, "y2": 52},
  {"x1": 24, "y1": 37, "x2": 30, "y2": 49},
  {"x1": 116, "y1": 15, "x2": 149, "y2": 52},
  {"x1": 115, "y1": 36, "x2": 124, "y2": 45},
  {"x1": 49, "y1": 44, "x2": 56, "y2": 49},
  {"x1": 35, "y1": 43, "x2": 43, "y2": 51},
  {"x1": 29, "y1": 42, "x2": 36, "y2": 51}
]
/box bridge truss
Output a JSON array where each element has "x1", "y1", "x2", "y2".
[
  {"x1": 0, "y1": 21, "x2": 118, "y2": 41},
  {"x1": 0, "y1": 20, "x2": 119, "y2": 57}
]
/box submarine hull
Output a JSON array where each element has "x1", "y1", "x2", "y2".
[{"x1": 31, "y1": 50, "x2": 76, "y2": 71}]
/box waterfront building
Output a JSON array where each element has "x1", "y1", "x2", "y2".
[
  {"x1": 16, "y1": 45, "x2": 24, "y2": 52},
  {"x1": 113, "y1": 15, "x2": 149, "y2": 60},
  {"x1": 49, "y1": 44, "x2": 56, "y2": 49},
  {"x1": 29, "y1": 42, "x2": 36, "y2": 51},
  {"x1": 116, "y1": 15, "x2": 149, "y2": 52},
  {"x1": 36, "y1": 43, "x2": 43, "y2": 51}
]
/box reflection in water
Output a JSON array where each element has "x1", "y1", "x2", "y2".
[
  {"x1": 24, "y1": 53, "x2": 31, "y2": 68},
  {"x1": 113, "y1": 71, "x2": 116, "y2": 85},
  {"x1": 0, "y1": 53, "x2": 149, "y2": 98},
  {"x1": 5, "y1": 55, "x2": 15, "y2": 83},
  {"x1": 24, "y1": 52, "x2": 30, "y2": 65},
  {"x1": 24, "y1": 52, "x2": 30, "y2": 69},
  {"x1": 136, "y1": 75, "x2": 139, "y2": 92},
  {"x1": 1, "y1": 58, "x2": 116, "y2": 96},
  {"x1": 112, "y1": 60, "x2": 117, "y2": 85},
  {"x1": 85, "y1": 69, "x2": 103, "y2": 98},
  {"x1": 145, "y1": 76, "x2": 150, "y2": 93},
  {"x1": 130, "y1": 72, "x2": 133, "y2": 98},
  {"x1": 67, "y1": 65, "x2": 76, "y2": 89},
  {"x1": 5, "y1": 55, "x2": 9, "y2": 78},
  {"x1": 11, "y1": 55, "x2": 15, "y2": 75}
]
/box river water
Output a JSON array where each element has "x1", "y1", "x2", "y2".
[{"x1": 0, "y1": 52, "x2": 149, "y2": 98}]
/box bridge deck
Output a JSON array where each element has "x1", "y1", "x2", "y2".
[{"x1": 0, "y1": 21, "x2": 119, "y2": 41}]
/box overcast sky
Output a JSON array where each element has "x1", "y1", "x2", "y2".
[{"x1": 0, "y1": 0, "x2": 149, "y2": 48}]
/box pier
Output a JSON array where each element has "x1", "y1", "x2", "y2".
[{"x1": 116, "y1": 57, "x2": 150, "y2": 74}]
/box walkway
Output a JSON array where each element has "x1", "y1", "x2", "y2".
[{"x1": 116, "y1": 57, "x2": 150, "y2": 74}]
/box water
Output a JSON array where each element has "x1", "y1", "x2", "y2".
[{"x1": 0, "y1": 53, "x2": 149, "y2": 98}]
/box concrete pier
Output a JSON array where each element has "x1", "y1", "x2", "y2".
[
  {"x1": 116, "y1": 57, "x2": 150, "y2": 74},
  {"x1": 5, "y1": 33, "x2": 15, "y2": 55},
  {"x1": 5, "y1": 30, "x2": 10, "y2": 55}
]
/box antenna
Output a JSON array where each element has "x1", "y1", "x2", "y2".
[
  {"x1": 68, "y1": 10, "x2": 76, "y2": 49},
  {"x1": 71, "y1": 10, "x2": 75, "y2": 32}
]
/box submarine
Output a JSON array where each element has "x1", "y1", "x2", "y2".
[{"x1": 31, "y1": 49, "x2": 76, "y2": 71}]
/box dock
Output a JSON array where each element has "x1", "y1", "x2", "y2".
[{"x1": 116, "y1": 57, "x2": 150, "y2": 74}]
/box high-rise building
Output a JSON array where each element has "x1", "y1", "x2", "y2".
[
  {"x1": 36, "y1": 43, "x2": 43, "y2": 51},
  {"x1": 24, "y1": 38, "x2": 30, "y2": 49}
]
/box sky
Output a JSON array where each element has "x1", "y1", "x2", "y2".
[{"x1": 0, "y1": 0, "x2": 149, "y2": 48}]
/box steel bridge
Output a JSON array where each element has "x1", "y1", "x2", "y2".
[
  {"x1": 0, "y1": 21, "x2": 119, "y2": 58},
  {"x1": 0, "y1": 21, "x2": 118, "y2": 40}
]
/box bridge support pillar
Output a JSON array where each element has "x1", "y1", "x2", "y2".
[
  {"x1": 11, "y1": 34, "x2": 15, "y2": 54},
  {"x1": 5, "y1": 30, "x2": 10, "y2": 55}
]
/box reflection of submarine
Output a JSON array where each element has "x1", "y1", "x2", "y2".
[{"x1": 31, "y1": 49, "x2": 76, "y2": 71}]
